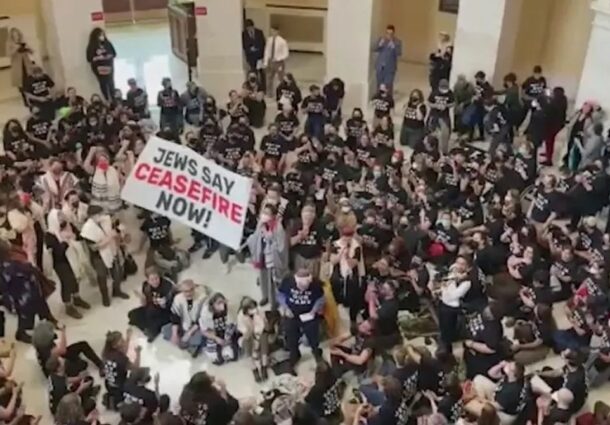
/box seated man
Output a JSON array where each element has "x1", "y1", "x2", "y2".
[
  {"x1": 366, "y1": 280, "x2": 400, "y2": 350},
  {"x1": 467, "y1": 360, "x2": 528, "y2": 425},
  {"x1": 329, "y1": 320, "x2": 375, "y2": 378},
  {"x1": 46, "y1": 356, "x2": 99, "y2": 416},
  {"x1": 162, "y1": 280, "x2": 206, "y2": 358}
]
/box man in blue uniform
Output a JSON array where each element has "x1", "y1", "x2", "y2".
[{"x1": 373, "y1": 25, "x2": 402, "y2": 94}]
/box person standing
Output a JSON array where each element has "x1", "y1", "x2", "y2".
[
  {"x1": 242, "y1": 19, "x2": 266, "y2": 93},
  {"x1": 264, "y1": 25, "x2": 290, "y2": 97},
  {"x1": 277, "y1": 268, "x2": 325, "y2": 369},
  {"x1": 23, "y1": 65, "x2": 56, "y2": 121},
  {"x1": 86, "y1": 28, "x2": 117, "y2": 102},
  {"x1": 8, "y1": 28, "x2": 35, "y2": 106},
  {"x1": 373, "y1": 25, "x2": 402, "y2": 94},
  {"x1": 247, "y1": 203, "x2": 289, "y2": 308},
  {"x1": 157, "y1": 77, "x2": 183, "y2": 137}
]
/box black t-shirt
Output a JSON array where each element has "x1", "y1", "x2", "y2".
[
  {"x1": 428, "y1": 89, "x2": 455, "y2": 117},
  {"x1": 377, "y1": 298, "x2": 399, "y2": 337},
  {"x1": 198, "y1": 124, "x2": 222, "y2": 153},
  {"x1": 530, "y1": 189, "x2": 561, "y2": 223},
  {"x1": 302, "y1": 95, "x2": 326, "y2": 116},
  {"x1": 180, "y1": 392, "x2": 239, "y2": 425},
  {"x1": 305, "y1": 378, "x2": 343, "y2": 418},
  {"x1": 291, "y1": 220, "x2": 323, "y2": 259},
  {"x1": 563, "y1": 366, "x2": 587, "y2": 411},
  {"x1": 372, "y1": 93, "x2": 394, "y2": 118},
  {"x1": 434, "y1": 224, "x2": 460, "y2": 250},
  {"x1": 260, "y1": 134, "x2": 286, "y2": 160},
  {"x1": 4, "y1": 134, "x2": 35, "y2": 161},
  {"x1": 279, "y1": 277, "x2": 324, "y2": 316},
  {"x1": 24, "y1": 74, "x2": 54, "y2": 101},
  {"x1": 522, "y1": 76, "x2": 547, "y2": 99},
  {"x1": 123, "y1": 382, "x2": 159, "y2": 420},
  {"x1": 403, "y1": 102, "x2": 426, "y2": 129},
  {"x1": 275, "y1": 112, "x2": 300, "y2": 138},
  {"x1": 141, "y1": 216, "x2": 171, "y2": 248},
  {"x1": 494, "y1": 378, "x2": 526, "y2": 415},
  {"x1": 157, "y1": 89, "x2": 181, "y2": 114},
  {"x1": 104, "y1": 349, "x2": 129, "y2": 390},
  {"x1": 26, "y1": 116, "x2": 52, "y2": 141},
  {"x1": 543, "y1": 405, "x2": 572, "y2": 425},
  {"x1": 345, "y1": 118, "x2": 368, "y2": 144},
  {"x1": 127, "y1": 88, "x2": 148, "y2": 116},
  {"x1": 49, "y1": 373, "x2": 69, "y2": 414},
  {"x1": 143, "y1": 278, "x2": 174, "y2": 309}
]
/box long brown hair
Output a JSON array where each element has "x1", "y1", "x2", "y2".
[{"x1": 478, "y1": 403, "x2": 500, "y2": 425}]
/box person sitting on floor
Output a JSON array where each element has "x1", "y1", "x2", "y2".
[
  {"x1": 162, "y1": 279, "x2": 206, "y2": 358},
  {"x1": 127, "y1": 266, "x2": 174, "y2": 342},
  {"x1": 199, "y1": 293, "x2": 239, "y2": 365}
]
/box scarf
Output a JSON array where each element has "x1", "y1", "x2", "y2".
[
  {"x1": 47, "y1": 209, "x2": 87, "y2": 280},
  {"x1": 91, "y1": 165, "x2": 121, "y2": 213},
  {"x1": 61, "y1": 201, "x2": 89, "y2": 230},
  {"x1": 40, "y1": 171, "x2": 76, "y2": 209},
  {"x1": 333, "y1": 238, "x2": 365, "y2": 279}
]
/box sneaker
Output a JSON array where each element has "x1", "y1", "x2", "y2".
[
  {"x1": 259, "y1": 298, "x2": 269, "y2": 307},
  {"x1": 113, "y1": 291, "x2": 130, "y2": 300},
  {"x1": 73, "y1": 297, "x2": 91, "y2": 309},
  {"x1": 212, "y1": 356, "x2": 224, "y2": 366},
  {"x1": 65, "y1": 305, "x2": 83, "y2": 320}
]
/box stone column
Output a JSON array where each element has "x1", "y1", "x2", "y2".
[
  {"x1": 195, "y1": 0, "x2": 244, "y2": 101},
  {"x1": 450, "y1": 0, "x2": 523, "y2": 86},
  {"x1": 576, "y1": 0, "x2": 610, "y2": 112},
  {"x1": 326, "y1": 0, "x2": 376, "y2": 110},
  {"x1": 42, "y1": 0, "x2": 105, "y2": 97}
]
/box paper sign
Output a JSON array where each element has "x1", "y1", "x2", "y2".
[
  {"x1": 121, "y1": 136, "x2": 253, "y2": 249},
  {"x1": 195, "y1": 6, "x2": 208, "y2": 16}
]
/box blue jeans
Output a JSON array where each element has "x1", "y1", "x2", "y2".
[
  {"x1": 359, "y1": 382, "x2": 385, "y2": 406},
  {"x1": 305, "y1": 115, "x2": 325, "y2": 140},
  {"x1": 375, "y1": 66, "x2": 396, "y2": 92},
  {"x1": 161, "y1": 323, "x2": 204, "y2": 355},
  {"x1": 286, "y1": 316, "x2": 321, "y2": 363}
]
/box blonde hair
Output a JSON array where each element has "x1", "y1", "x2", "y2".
[{"x1": 55, "y1": 393, "x2": 84, "y2": 424}]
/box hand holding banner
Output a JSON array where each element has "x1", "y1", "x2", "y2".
[{"x1": 121, "y1": 136, "x2": 253, "y2": 249}]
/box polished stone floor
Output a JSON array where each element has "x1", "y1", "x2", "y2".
[{"x1": 0, "y1": 21, "x2": 606, "y2": 423}]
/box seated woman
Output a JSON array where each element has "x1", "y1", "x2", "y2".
[
  {"x1": 199, "y1": 293, "x2": 239, "y2": 365},
  {"x1": 237, "y1": 296, "x2": 269, "y2": 383},
  {"x1": 102, "y1": 329, "x2": 141, "y2": 410},
  {"x1": 32, "y1": 322, "x2": 104, "y2": 378},
  {"x1": 46, "y1": 356, "x2": 99, "y2": 416},
  {"x1": 356, "y1": 377, "x2": 404, "y2": 425},
  {"x1": 162, "y1": 280, "x2": 206, "y2": 358},
  {"x1": 304, "y1": 360, "x2": 344, "y2": 422},
  {"x1": 128, "y1": 267, "x2": 174, "y2": 342},
  {"x1": 467, "y1": 360, "x2": 528, "y2": 425},
  {"x1": 179, "y1": 372, "x2": 239, "y2": 425},
  {"x1": 123, "y1": 367, "x2": 162, "y2": 423},
  {"x1": 329, "y1": 320, "x2": 375, "y2": 378},
  {"x1": 511, "y1": 304, "x2": 554, "y2": 366},
  {"x1": 463, "y1": 304, "x2": 505, "y2": 380}
]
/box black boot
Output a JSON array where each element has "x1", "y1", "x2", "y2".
[
  {"x1": 15, "y1": 330, "x2": 32, "y2": 344},
  {"x1": 253, "y1": 368, "x2": 262, "y2": 383}
]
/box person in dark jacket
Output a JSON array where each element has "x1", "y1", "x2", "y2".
[
  {"x1": 542, "y1": 87, "x2": 568, "y2": 166},
  {"x1": 86, "y1": 28, "x2": 117, "y2": 102},
  {"x1": 242, "y1": 19, "x2": 266, "y2": 92}
]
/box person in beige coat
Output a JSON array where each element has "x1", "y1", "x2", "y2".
[{"x1": 8, "y1": 28, "x2": 35, "y2": 105}]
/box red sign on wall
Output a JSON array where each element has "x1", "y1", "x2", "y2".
[
  {"x1": 91, "y1": 11, "x2": 105, "y2": 22},
  {"x1": 194, "y1": 6, "x2": 208, "y2": 16}
]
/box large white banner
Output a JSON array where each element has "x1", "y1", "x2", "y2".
[{"x1": 121, "y1": 136, "x2": 253, "y2": 249}]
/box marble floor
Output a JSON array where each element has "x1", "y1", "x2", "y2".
[{"x1": 0, "y1": 21, "x2": 607, "y2": 423}]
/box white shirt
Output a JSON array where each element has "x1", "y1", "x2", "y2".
[
  {"x1": 441, "y1": 279, "x2": 471, "y2": 308},
  {"x1": 264, "y1": 35, "x2": 289, "y2": 66}
]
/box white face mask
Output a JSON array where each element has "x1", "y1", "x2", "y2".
[
  {"x1": 341, "y1": 206, "x2": 352, "y2": 214},
  {"x1": 373, "y1": 170, "x2": 382, "y2": 178}
]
